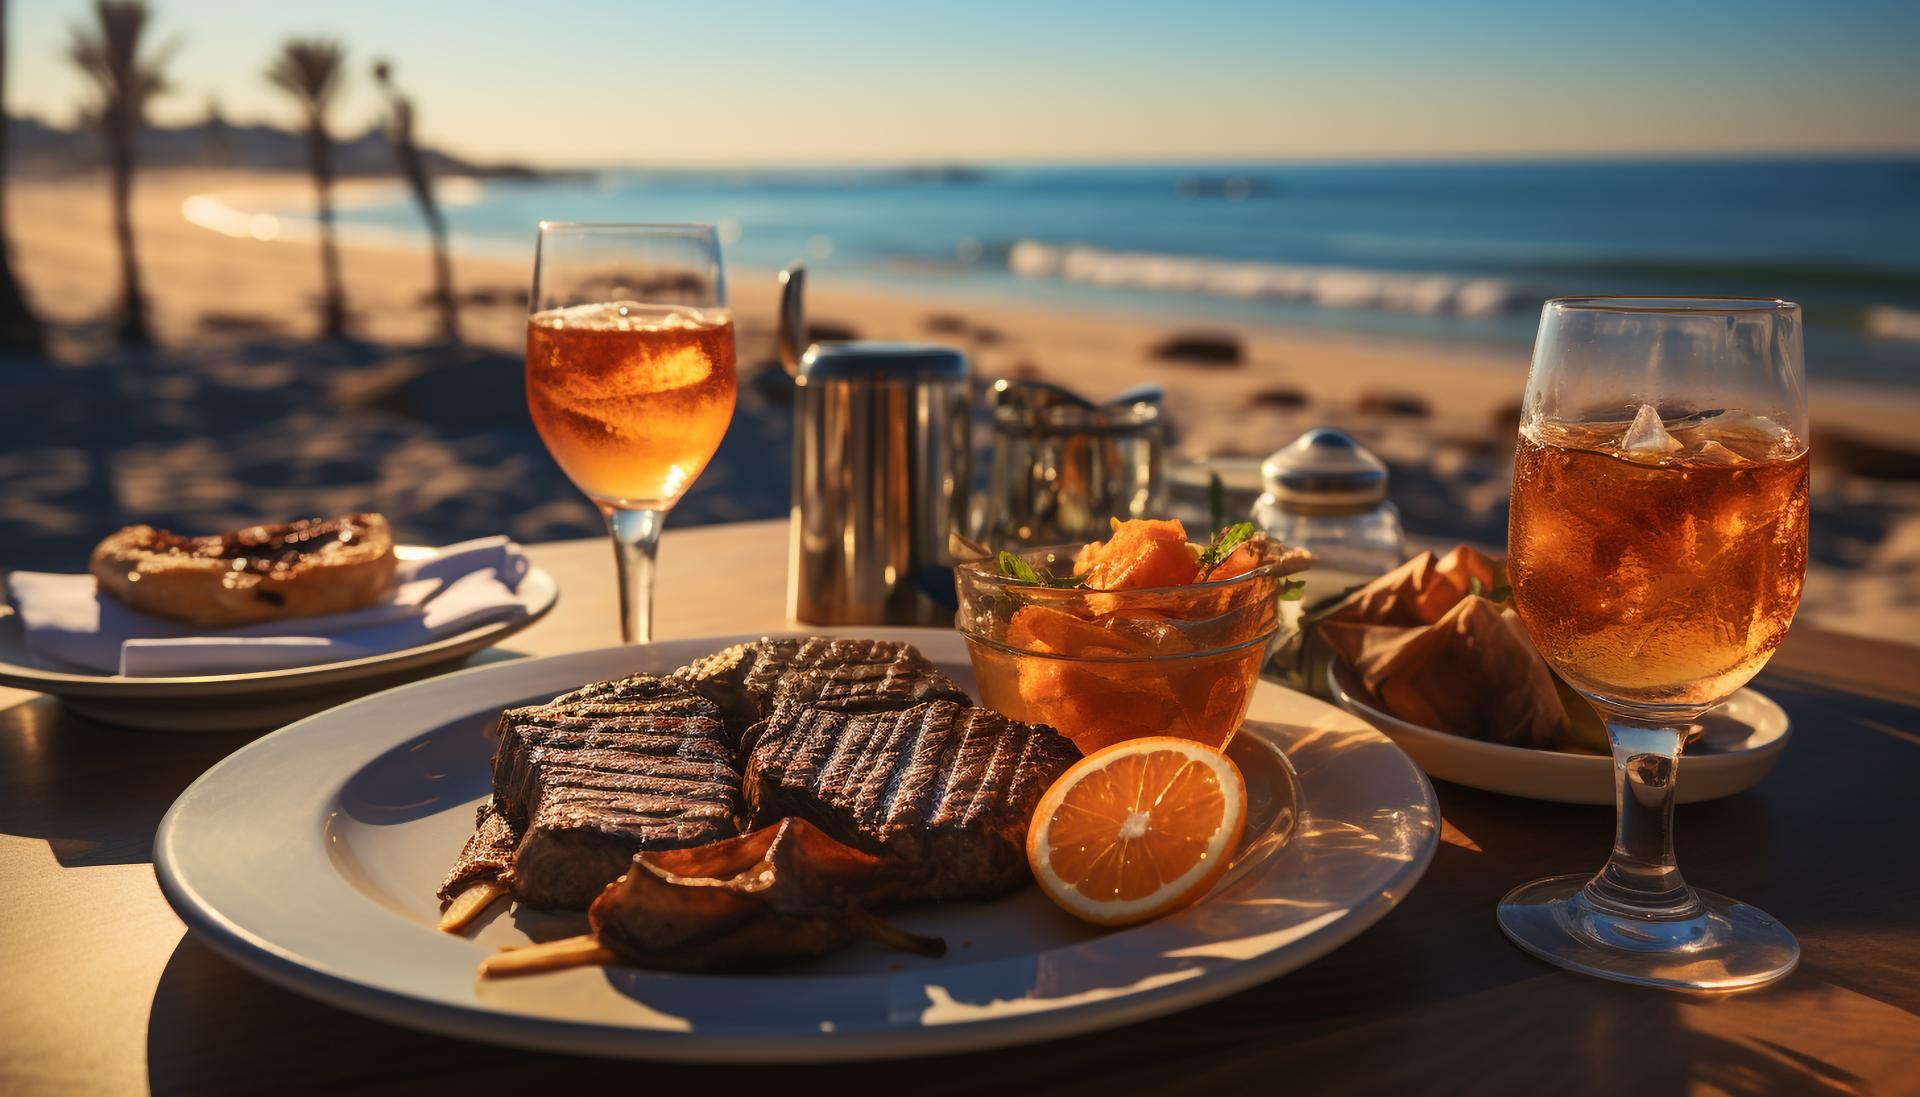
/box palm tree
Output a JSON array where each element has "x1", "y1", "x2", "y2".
[
  {"x1": 0, "y1": 0, "x2": 45, "y2": 354},
  {"x1": 373, "y1": 59, "x2": 457, "y2": 343},
  {"x1": 266, "y1": 38, "x2": 348, "y2": 340},
  {"x1": 67, "y1": 0, "x2": 171, "y2": 347}
]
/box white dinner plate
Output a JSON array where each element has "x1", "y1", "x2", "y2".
[
  {"x1": 0, "y1": 553, "x2": 558, "y2": 732},
  {"x1": 156, "y1": 628, "x2": 1439, "y2": 1062},
  {"x1": 1327, "y1": 660, "x2": 1789, "y2": 805}
]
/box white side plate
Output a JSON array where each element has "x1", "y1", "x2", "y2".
[
  {"x1": 0, "y1": 557, "x2": 558, "y2": 732},
  {"x1": 157, "y1": 628, "x2": 1438, "y2": 1062},
  {"x1": 1327, "y1": 660, "x2": 1789, "y2": 805}
]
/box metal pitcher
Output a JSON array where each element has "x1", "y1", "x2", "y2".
[{"x1": 780, "y1": 266, "x2": 972, "y2": 625}]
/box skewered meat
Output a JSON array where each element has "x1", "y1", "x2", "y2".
[{"x1": 587, "y1": 818, "x2": 944, "y2": 971}]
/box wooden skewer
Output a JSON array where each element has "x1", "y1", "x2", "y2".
[
  {"x1": 478, "y1": 935, "x2": 616, "y2": 979},
  {"x1": 437, "y1": 881, "x2": 507, "y2": 934}
]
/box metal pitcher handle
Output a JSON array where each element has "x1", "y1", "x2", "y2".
[{"x1": 778, "y1": 265, "x2": 807, "y2": 377}]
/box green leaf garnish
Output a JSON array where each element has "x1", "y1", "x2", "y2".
[
  {"x1": 995, "y1": 550, "x2": 1087, "y2": 588},
  {"x1": 1467, "y1": 576, "x2": 1512, "y2": 603},
  {"x1": 997, "y1": 550, "x2": 1042, "y2": 583},
  {"x1": 1279, "y1": 578, "x2": 1307, "y2": 601},
  {"x1": 1196, "y1": 521, "x2": 1258, "y2": 578}
]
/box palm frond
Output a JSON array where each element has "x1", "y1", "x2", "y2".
[
  {"x1": 265, "y1": 37, "x2": 347, "y2": 115},
  {"x1": 65, "y1": 0, "x2": 172, "y2": 125}
]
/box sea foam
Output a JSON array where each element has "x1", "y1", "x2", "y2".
[{"x1": 1007, "y1": 240, "x2": 1520, "y2": 318}]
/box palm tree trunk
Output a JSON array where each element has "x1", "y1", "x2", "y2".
[
  {"x1": 307, "y1": 117, "x2": 345, "y2": 339},
  {"x1": 0, "y1": 0, "x2": 46, "y2": 354},
  {"x1": 425, "y1": 206, "x2": 457, "y2": 343},
  {"x1": 109, "y1": 115, "x2": 149, "y2": 346}
]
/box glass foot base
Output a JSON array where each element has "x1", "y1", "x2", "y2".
[{"x1": 1497, "y1": 874, "x2": 1798, "y2": 993}]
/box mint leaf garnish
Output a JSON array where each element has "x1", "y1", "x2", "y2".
[
  {"x1": 996, "y1": 550, "x2": 1088, "y2": 588},
  {"x1": 1196, "y1": 521, "x2": 1258, "y2": 578}
]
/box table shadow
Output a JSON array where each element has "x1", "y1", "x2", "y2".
[
  {"x1": 0, "y1": 694, "x2": 254, "y2": 866},
  {"x1": 145, "y1": 921, "x2": 1876, "y2": 1096}
]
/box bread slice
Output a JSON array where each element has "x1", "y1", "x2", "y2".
[{"x1": 90, "y1": 513, "x2": 399, "y2": 627}]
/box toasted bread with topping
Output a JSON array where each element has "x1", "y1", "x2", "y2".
[{"x1": 89, "y1": 513, "x2": 398, "y2": 626}]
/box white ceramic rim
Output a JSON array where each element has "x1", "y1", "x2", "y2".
[{"x1": 1326, "y1": 660, "x2": 1790, "y2": 804}]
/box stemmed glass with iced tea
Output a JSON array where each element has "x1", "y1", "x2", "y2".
[
  {"x1": 1501, "y1": 297, "x2": 1809, "y2": 991},
  {"x1": 527, "y1": 224, "x2": 737, "y2": 643}
]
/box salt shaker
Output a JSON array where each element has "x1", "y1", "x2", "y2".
[
  {"x1": 1255, "y1": 428, "x2": 1407, "y2": 691},
  {"x1": 1253, "y1": 428, "x2": 1406, "y2": 599}
]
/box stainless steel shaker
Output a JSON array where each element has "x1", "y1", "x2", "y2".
[
  {"x1": 780, "y1": 266, "x2": 972, "y2": 625},
  {"x1": 981, "y1": 380, "x2": 1167, "y2": 548}
]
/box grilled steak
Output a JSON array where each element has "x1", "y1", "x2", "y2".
[
  {"x1": 489, "y1": 709, "x2": 743, "y2": 908},
  {"x1": 677, "y1": 637, "x2": 970, "y2": 726},
  {"x1": 441, "y1": 640, "x2": 1004, "y2": 923},
  {"x1": 743, "y1": 699, "x2": 1080, "y2": 900}
]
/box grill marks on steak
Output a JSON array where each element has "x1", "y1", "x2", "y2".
[
  {"x1": 677, "y1": 638, "x2": 970, "y2": 728},
  {"x1": 744, "y1": 700, "x2": 1080, "y2": 901},
  {"x1": 436, "y1": 674, "x2": 744, "y2": 910},
  {"x1": 441, "y1": 640, "x2": 1077, "y2": 921},
  {"x1": 491, "y1": 710, "x2": 742, "y2": 909}
]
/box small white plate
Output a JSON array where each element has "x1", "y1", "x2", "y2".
[
  {"x1": 1327, "y1": 661, "x2": 1789, "y2": 804},
  {"x1": 156, "y1": 628, "x2": 1439, "y2": 1062},
  {"x1": 0, "y1": 553, "x2": 558, "y2": 732}
]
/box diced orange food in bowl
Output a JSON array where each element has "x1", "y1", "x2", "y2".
[
  {"x1": 1073, "y1": 518, "x2": 1199, "y2": 590},
  {"x1": 960, "y1": 518, "x2": 1312, "y2": 755}
]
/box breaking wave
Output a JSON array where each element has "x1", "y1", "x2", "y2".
[{"x1": 1006, "y1": 240, "x2": 1523, "y2": 318}]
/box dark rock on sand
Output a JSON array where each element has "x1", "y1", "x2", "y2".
[
  {"x1": 1819, "y1": 431, "x2": 1920, "y2": 481},
  {"x1": 1357, "y1": 391, "x2": 1433, "y2": 419},
  {"x1": 1149, "y1": 331, "x2": 1244, "y2": 366},
  {"x1": 1250, "y1": 386, "x2": 1310, "y2": 410},
  {"x1": 806, "y1": 321, "x2": 860, "y2": 344}
]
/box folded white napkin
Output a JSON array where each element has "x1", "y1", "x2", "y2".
[{"x1": 9, "y1": 536, "x2": 531, "y2": 677}]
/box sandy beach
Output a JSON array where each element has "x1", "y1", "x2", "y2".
[{"x1": 6, "y1": 168, "x2": 1918, "y2": 637}]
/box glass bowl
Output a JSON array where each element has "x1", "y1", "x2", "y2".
[{"x1": 954, "y1": 541, "x2": 1296, "y2": 754}]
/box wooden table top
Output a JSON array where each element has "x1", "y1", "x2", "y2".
[{"x1": 4, "y1": 519, "x2": 1917, "y2": 1096}]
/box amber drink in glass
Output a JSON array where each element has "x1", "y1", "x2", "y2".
[
  {"x1": 1498, "y1": 297, "x2": 1809, "y2": 992},
  {"x1": 527, "y1": 224, "x2": 735, "y2": 643}
]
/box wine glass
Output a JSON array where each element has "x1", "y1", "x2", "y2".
[
  {"x1": 526, "y1": 223, "x2": 737, "y2": 644},
  {"x1": 1500, "y1": 297, "x2": 1809, "y2": 991}
]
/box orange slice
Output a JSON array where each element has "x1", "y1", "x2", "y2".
[{"x1": 1026, "y1": 736, "x2": 1247, "y2": 925}]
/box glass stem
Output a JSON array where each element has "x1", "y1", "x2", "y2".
[
  {"x1": 604, "y1": 506, "x2": 664, "y2": 645},
  {"x1": 1584, "y1": 717, "x2": 1699, "y2": 918}
]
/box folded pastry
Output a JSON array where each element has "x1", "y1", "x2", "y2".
[{"x1": 1323, "y1": 595, "x2": 1563, "y2": 747}]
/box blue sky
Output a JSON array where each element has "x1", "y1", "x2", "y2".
[{"x1": 13, "y1": 0, "x2": 1920, "y2": 165}]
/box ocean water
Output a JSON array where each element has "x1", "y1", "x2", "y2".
[{"x1": 273, "y1": 159, "x2": 1920, "y2": 385}]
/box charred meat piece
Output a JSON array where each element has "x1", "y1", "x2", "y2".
[
  {"x1": 588, "y1": 817, "x2": 944, "y2": 971},
  {"x1": 490, "y1": 710, "x2": 742, "y2": 909},
  {"x1": 677, "y1": 638, "x2": 970, "y2": 727},
  {"x1": 437, "y1": 801, "x2": 524, "y2": 901},
  {"x1": 538, "y1": 673, "x2": 723, "y2": 721},
  {"x1": 744, "y1": 700, "x2": 1080, "y2": 901}
]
